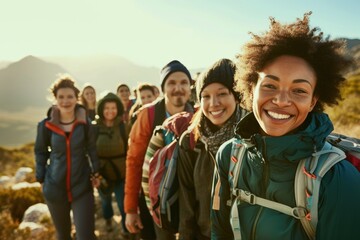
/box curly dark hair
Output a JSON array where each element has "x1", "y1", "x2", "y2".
[{"x1": 236, "y1": 12, "x2": 353, "y2": 112}]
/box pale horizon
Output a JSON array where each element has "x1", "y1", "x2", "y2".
[{"x1": 0, "y1": 0, "x2": 360, "y2": 69}]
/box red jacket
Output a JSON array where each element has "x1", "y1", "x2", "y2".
[
  {"x1": 124, "y1": 99, "x2": 193, "y2": 213},
  {"x1": 125, "y1": 104, "x2": 154, "y2": 213}
]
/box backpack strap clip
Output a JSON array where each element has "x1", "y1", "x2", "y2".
[
  {"x1": 233, "y1": 188, "x2": 308, "y2": 219},
  {"x1": 232, "y1": 189, "x2": 255, "y2": 205}
]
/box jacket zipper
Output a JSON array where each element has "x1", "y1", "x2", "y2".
[
  {"x1": 46, "y1": 120, "x2": 81, "y2": 203},
  {"x1": 66, "y1": 136, "x2": 73, "y2": 202},
  {"x1": 251, "y1": 137, "x2": 269, "y2": 240},
  {"x1": 251, "y1": 207, "x2": 264, "y2": 239}
]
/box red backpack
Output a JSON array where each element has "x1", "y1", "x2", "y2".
[{"x1": 142, "y1": 111, "x2": 194, "y2": 233}]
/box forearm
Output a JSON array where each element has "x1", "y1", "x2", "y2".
[{"x1": 34, "y1": 122, "x2": 49, "y2": 182}]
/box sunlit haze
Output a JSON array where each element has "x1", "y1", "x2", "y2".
[{"x1": 0, "y1": 0, "x2": 359, "y2": 69}]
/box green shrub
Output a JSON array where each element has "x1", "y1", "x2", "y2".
[
  {"x1": 326, "y1": 73, "x2": 360, "y2": 138},
  {"x1": 0, "y1": 210, "x2": 31, "y2": 240},
  {"x1": 0, "y1": 210, "x2": 55, "y2": 240},
  {"x1": 0, "y1": 143, "x2": 35, "y2": 177},
  {"x1": 0, "y1": 187, "x2": 44, "y2": 223}
]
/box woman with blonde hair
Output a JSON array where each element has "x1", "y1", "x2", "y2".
[{"x1": 80, "y1": 84, "x2": 97, "y2": 121}]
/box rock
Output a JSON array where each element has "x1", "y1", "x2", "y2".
[
  {"x1": 0, "y1": 175, "x2": 12, "y2": 188},
  {"x1": 11, "y1": 181, "x2": 41, "y2": 190},
  {"x1": 18, "y1": 221, "x2": 45, "y2": 233},
  {"x1": 19, "y1": 203, "x2": 51, "y2": 237},
  {"x1": 14, "y1": 167, "x2": 33, "y2": 183},
  {"x1": 22, "y1": 203, "x2": 50, "y2": 223}
]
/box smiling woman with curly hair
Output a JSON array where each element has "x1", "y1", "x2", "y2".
[
  {"x1": 211, "y1": 13, "x2": 360, "y2": 240},
  {"x1": 237, "y1": 12, "x2": 351, "y2": 113}
]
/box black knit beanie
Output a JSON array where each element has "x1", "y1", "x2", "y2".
[
  {"x1": 196, "y1": 58, "x2": 240, "y2": 101},
  {"x1": 160, "y1": 60, "x2": 192, "y2": 91}
]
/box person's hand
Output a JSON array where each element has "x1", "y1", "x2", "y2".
[
  {"x1": 92, "y1": 177, "x2": 100, "y2": 188},
  {"x1": 90, "y1": 173, "x2": 101, "y2": 188},
  {"x1": 125, "y1": 213, "x2": 143, "y2": 233}
]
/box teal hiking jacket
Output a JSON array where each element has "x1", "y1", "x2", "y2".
[{"x1": 211, "y1": 112, "x2": 360, "y2": 240}]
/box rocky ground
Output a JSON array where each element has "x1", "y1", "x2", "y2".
[
  {"x1": 93, "y1": 190, "x2": 138, "y2": 240},
  {"x1": 95, "y1": 214, "x2": 124, "y2": 240}
]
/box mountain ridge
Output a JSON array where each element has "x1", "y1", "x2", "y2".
[
  {"x1": 0, "y1": 38, "x2": 359, "y2": 147},
  {"x1": 0, "y1": 56, "x2": 68, "y2": 112}
]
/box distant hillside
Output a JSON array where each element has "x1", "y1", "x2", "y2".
[
  {"x1": 44, "y1": 55, "x2": 161, "y2": 93},
  {"x1": 0, "y1": 55, "x2": 69, "y2": 112},
  {"x1": 344, "y1": 38, "x2": 360, "y2": 50},
  {"x1": 350, "y1": 45, "x2": 360, "y2": 74},
  {"x1": 342, "y1": 38, "x2": 360, "y2": 74},
  {"x1": 0, "y1": 56, "x2": 71, "y2": 146},
  {"x1": 45, "y1": 55, "x2": 205, "y2": 93},
  {"x1": 0, "y1": 54, "x2": 202, "y2": 147}
]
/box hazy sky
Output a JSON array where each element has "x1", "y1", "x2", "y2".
[{"x1": 1, "y1": 0, "x2": 359, "y2": 69}]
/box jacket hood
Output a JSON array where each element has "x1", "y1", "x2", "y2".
[
  {"x1": 97, "y1": 92, "x2": 124, "y2": 119},
  {"x1": 46, "y1": 104, "x2": 87, "y2": 125},
  {"x1": 237, "y1": 112, "x2": 334, "y2": 162}
]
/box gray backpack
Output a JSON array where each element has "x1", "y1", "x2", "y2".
[{"x1": 213, "y1": 133, "x2": 360, "y2": 240}]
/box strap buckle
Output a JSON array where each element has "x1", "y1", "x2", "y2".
[
  {"x1": 241, "y1": 190, "x2": 255, "y2": 205},
  {"x1": 292, "y1": 207, "x2": 308, "y2": 219},
  {"x1": 233, "y1": 188, "x2": 255, "y2": 205}
]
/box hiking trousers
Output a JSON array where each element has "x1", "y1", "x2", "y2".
[
  {"x1": 138, "y1": 189, "x2": 157, "y2": 240},
  {"x1": 46, "y1": 190, "x2": 96, "y2": 240},
  {"x1": 99, "y1": 178, "x2": 127, "y2": 232},
  {"x1": 154, "y1": 223, "x2": 176, "y2": 240}
]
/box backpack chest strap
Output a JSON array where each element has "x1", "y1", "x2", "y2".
[{"x1": 232, "y1": 188, "x2": 308, "y2": 219}]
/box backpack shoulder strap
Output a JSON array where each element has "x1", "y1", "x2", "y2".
[
  {"x1": 212, "y1": 139, "x2": 244, "y2": 210},
  {"x1": 228, "y1": 139, "x2": 248, "y2": 203},
  {"x1": 153, "y1": 100, "x2": 166, "y2": 131},
  {"x1": 41, "y1": 118, "x2": 52, "y2": 148},
  {"x1": 148, "y1": 104, "x2": 156, "y2": 131},
  {"x1": 227, "y1": 139, "x2": 251, "y2": 240},
  {"x1": 295, "y1": 142, "x2": 346, "y2": 240},
  {"x1": 148, "y1": 99, "x2": 166, "y2": 133}
]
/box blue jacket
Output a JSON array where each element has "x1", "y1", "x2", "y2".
[
  {"x1": 34, "y1": 105, "x2": 99, "y2": 203},
  {"x1": 211, "y1": 112, "x2": 360, "y2": 240}
]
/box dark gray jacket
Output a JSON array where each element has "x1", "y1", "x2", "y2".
[
  {"x1": 178, "y1": 130, "x2": 214, "y2": 240},
  {"x1": 35, "y1": 104, "x2": 99, "y2": 203}
]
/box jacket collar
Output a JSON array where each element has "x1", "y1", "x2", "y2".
[
  {"x1": 236, "y1": 112, "x2": 334, "y2": 162},
  {"x1": 47, "y1": 104, "x2": 87, "y2": 127}
]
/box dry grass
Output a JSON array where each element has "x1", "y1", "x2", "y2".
[{"x1": 332, "y1": 122, "x2": 360, "y2": 139}]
